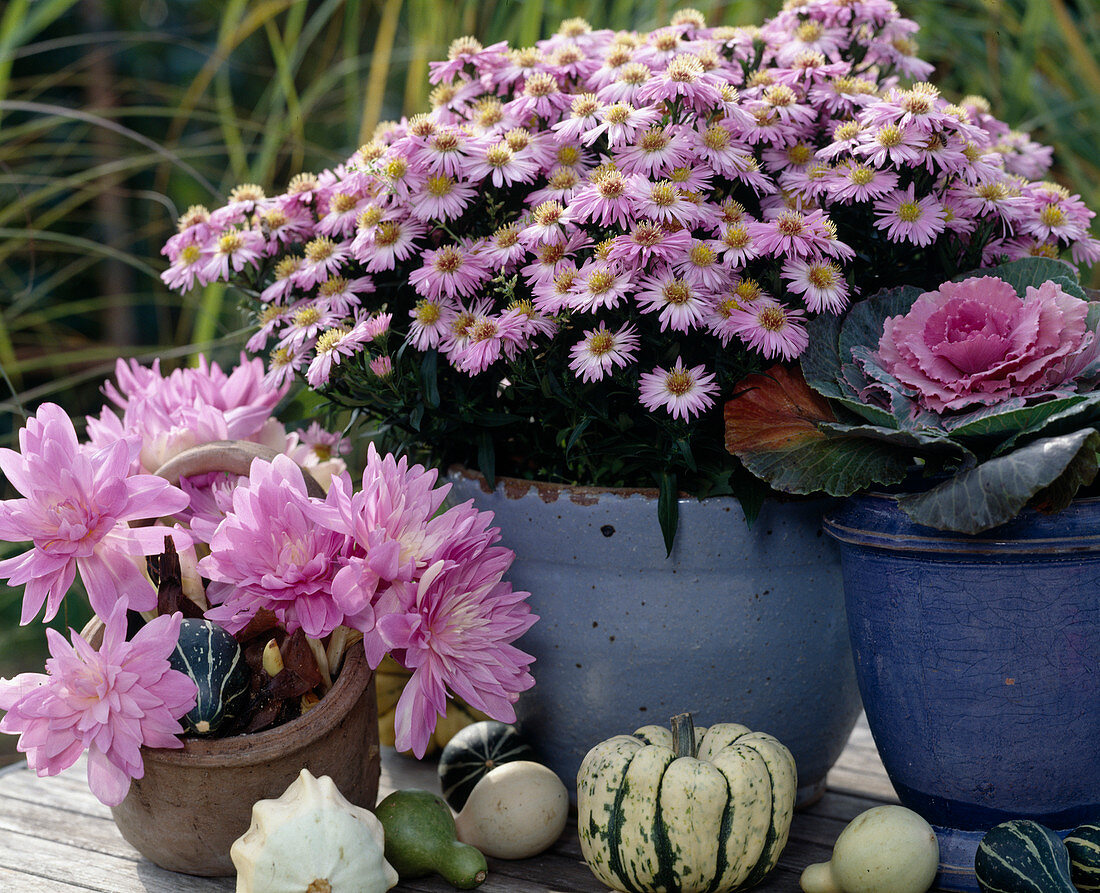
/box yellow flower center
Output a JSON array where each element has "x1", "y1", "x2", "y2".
[
  {"x1": 180, "y1": 244, "x2": 202, "y2": 264},
  {"x1": 304, "y1": 237, "x2": 336, "y2": 262},
  {"x1": 604, "y1": 103, "x2": 632, "y2": 125},
  {"x1": 807, "y1": 264, "x2": 838, "y2": 289},
  {"x1": 315, "y1": 327, "x2": 348, "y2": 354},
  {"x1": 876, "y1": 125, "x2": 904, "y2": 148},
  {"x1": 433, "y1": 246, "x2": 463, "y2": 273},
  {"x1": 664, "y1": 368, "x2": 694, "y2": 396},
  {"x1": 1040, "y1": 204, "x2": 1067, "y2": 227},
  {"x1": 375, "y1": 221, "x2": 402, "y2": 247},
  {"x1": 415, "y1": 300, "x2": 441, "y2": 324},
  {"x1": 494, "y1": 224, "x2": 520, "y2": 248},
  {"x1": 331, "y1": 193, "x2": 358, "y2": 213},
  {"x1": 664, "y1": 280, "x2": 691, "y2": 305},
  {"x1": 587, "y1": 269, "x2": 615, "y2": 294},
  {"x1": 639, "y1": 128, "x2": 670, "y2": 153},
  {"x1": 426, "y1": 175, "x2": 455, "y2": 197},
  {"x1": 689, "y1": 243, "x2": 716, "y2": 266},
  {"x1": 650, "y1": 182, "x2": 678, "y2": 207},
  {"x1": 587, "y1": 330, "x2": 615, "y2": 356},
  {"x1": 758, "y1": 306, "x2": 787, "y2": 331},
  {"x1": 896, "y1": 201, "x2": 923, "y2": 223},
  {"x1": 218, "y1": 232, "x2": 244, "y2": 254},
  {"x1": 486, "y1": 143, "x2": 514, "y2": 168},
  {"x1": 533, "y1": 201, "x2": 565, "y2": 226},
  {"x1": 293, "y1": 306, "x2": 321, "y2": 327}
]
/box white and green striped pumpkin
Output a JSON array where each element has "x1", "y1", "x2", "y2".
[{"x1": 577, "y1": 713, "x2": 796, "y2": 893}]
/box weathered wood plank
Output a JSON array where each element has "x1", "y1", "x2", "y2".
[{"x1": 0, "y1": 713, "x2": 936, "y2": 892}]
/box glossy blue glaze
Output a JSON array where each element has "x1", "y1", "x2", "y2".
[
  {"x1": 825, "y1": 494, "x2": 1100, "y2": 892},
  {"x1": 449, "y1": 472, "x2": 862, "y2": 805}
]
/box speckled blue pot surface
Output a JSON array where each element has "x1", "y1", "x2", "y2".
[
  {"x1": 825, "y1": 494, "x2": 1100, "y2": 892},
  {"x1": 449, "y1": 472, "x2": 862, "y2": 805}
]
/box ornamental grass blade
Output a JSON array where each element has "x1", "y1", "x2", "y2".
[
  {"x1": 724, "y1": 365, "x2": 910, "y2": 496},
  {"x1": 897, "y1": 428, "x2": 1100, "y2": 533}
]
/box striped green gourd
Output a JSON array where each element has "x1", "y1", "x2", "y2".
[
  {"x1": 974, "y1": 820, "x2": 1076, "y2": 893},
  {"x1": 1066, "y1": 823, "x2": 1100, "y2": 892},
  {"x1": 168, "y1": 618, "x2": 251, "y2": 737},
  {"x1": 437, "y1": 721, "x2": 535, "y2": 811},
  {"x1": 577, "y1": 712, "x2": 796, "y2": 893}
]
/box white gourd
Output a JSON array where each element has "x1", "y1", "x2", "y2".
[
  {"x1": 453, "y1": 761, "x2": 569, "y2": 859},
  {"x1": 231, "y1": 769, "x2": 399, "y2": 893},
  {"x1": 800, "y1": 805, "x2": 939, "y2": 893}
]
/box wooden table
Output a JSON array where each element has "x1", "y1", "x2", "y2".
[{"x1": 0, "y1": 715, "x2": 904, "y2": 892}]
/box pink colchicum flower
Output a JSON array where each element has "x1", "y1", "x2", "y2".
[
  {"x1": 200, "y1": 455, "x2": 350, "y2": 638},
  {"x1": 371, "y1": 556, "x2": 536, "y2": 758},
  {"x1": 876, "y1": 276, "x2": 1097, "y2": 412},
  {"x1": 0, "y1": 604, "x2": 196, "y2": 806},
  {"x1": 0, "y1": 404, "x2": 191, "y2": 624}
]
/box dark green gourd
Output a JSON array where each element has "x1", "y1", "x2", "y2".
[
  {"x1": 168, "y1": 618, "x2": 251, "y2": 737},
  {"x1": 1066, "y1": 823, "x2": 1100, "y2": 892},
  {"x1": 437, "y1": 720, "x2": 535, "y2": 811},
  {"x1": 975, "y1": 820, "x2": 1076, "y2": 893}
]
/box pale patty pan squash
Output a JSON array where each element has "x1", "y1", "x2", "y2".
[
  {"x1": 577, "y1": 713, "x2": 797, "y2": 893},
  {"x1": 231, "y1": 769, "x2": 399, "y2": 893}
]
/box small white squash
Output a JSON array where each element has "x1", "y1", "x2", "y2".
[
  {"x1": 800, "y1": 805, "x2": 939, "y2": 893},
  {"x1": 453, "y1": 761, "x2": 569, "y2": 860},
  {"x1": 231, "y1": 769, "x2": 399, "y2": 893}
]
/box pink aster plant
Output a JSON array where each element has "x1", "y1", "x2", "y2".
[
  {"x1": 159, "y1": 2, "x2": 1098, "y2": 545},
  {"x1": 1, "y1": 354, "x2": 535, "y2": 795}
]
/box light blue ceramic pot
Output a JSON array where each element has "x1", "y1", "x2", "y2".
[{"x1": 448, "y1": 471, "x2": 862, "y2": 805}]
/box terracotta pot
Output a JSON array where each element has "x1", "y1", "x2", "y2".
[
  {"x1": 102, "y1": 441, "x2": 378, "y2": 876},
  {"x1": 84, "y1": 620, "x2": 379, "y2": 877}
]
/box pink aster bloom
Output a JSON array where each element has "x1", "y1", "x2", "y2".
[
  {"x1": 635, "y1": 268, "x2": 712, "y2": 333},
  {"x1": 464, "y1": 140, "x2": 541, "y2": 187},
  {"x1": 370, "y1": 554, "x2": 537, "y2": 757},
  {"x1": 583, "y1": 102, "x2": 661, "y2": 146},
  {"x1": 567, "y1": 169, "x2": 638, "y2": 229},
  {"x1": 569, "y1": 260, "x2": 634, "y2": 312},
  {"x1": 451, "y1": 312, "x2": 526, "y2": 375},
  {"x1": 568, "y1": 321, "x2": 640, "y2": 382},
  {"x1": 306, "y1": 322, "x2": 374, "y2": 388},
  {"x1": 873, "y1": 184, "x2": 948, "y2": 247},
  {"x1": 0, "y1": 404, "x2": 190, "y2": 624},
  {"x1": 0, "y1": 603, "x2": 196, "y2": 806},
  {"x1": 409, "y1": 175, "x2": 478, "y2": 222},
  {"x1": 201, "y1": 227, "x2": 265, "y2": 282},
  {"x1": 409, "y1": 244, "x2": 492, "y2": 301},
  {"x1": 608, "y1": 221, "x2": 694, "y2": 267},
  {"x1": 781, "y1": 258, "x2": 850, "y2": 314},
  {"x1": 723, "y1": 297, "x2": 810, "y2": 360},
  {"x1": 200, "y1": 455, "x2": 350, "y2": 638},
  {"x1": 408, "y1": 297, "x2": 457, "y2": 350},
  {"x1": 614, "y1": 125, "x2": 692, "y2": 177},
  {"x1": 638, "y1": 359, "x2": 720, "y2": 422}
]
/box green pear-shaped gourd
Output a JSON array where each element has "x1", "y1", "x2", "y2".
[
  {"x1": 375, "y1": 789, "x2": 488, "y2": 890},
  {"x1": 1066, "y1": 823, "x2": 1100, "y2": 892},
  {"x1": 975, "y1": 820, "x2": 1076, "y2": 893}
]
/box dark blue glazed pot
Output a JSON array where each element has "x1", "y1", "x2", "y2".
[
  {"x1": 825, "y1": 493, "x2": 1100, "y2": 892},
  {"x1": 451, "y1": 471, "x2": 862, "y2": 807}
]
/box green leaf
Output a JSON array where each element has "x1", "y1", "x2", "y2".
[
  {"x1": 420, "y1": 349, "x2": 439, "y2": 409},
  {"x1": 564, "y1": 417, "x2": 592, "y2": 459},
  {"x1": 737, "y1": 436, "x2": 912, "y2": 497},
  {"x1": 838, "y1": 285, "x2": 923, "y2": 371},
  {"x1": 477, "y1": 431, "x2": 495, "y2": 490},
  {"x1": 656, "y1": 472, "x2": 678, "y2": 558},
  {"x1": 897, "y1": 428, "x2": 1100, "y2": 533},
  {"x1": 967, "y1": 256, "x2": 1085, "y2": 298},
  {"x1": 801, "y1": 310, "x2": 846, "y2": 399}
]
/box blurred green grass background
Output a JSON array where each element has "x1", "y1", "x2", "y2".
[{"x1": 1, "y1": 0, "x2": 1098, "y2": 749}]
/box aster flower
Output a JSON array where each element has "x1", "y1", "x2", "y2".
[
  {"x1": 567, "y1": 168, "x2": 638, "y2": 228},
  {"x1": 0, "y1": 404, "x2": 190, "y2": 624},
  {"x1": 409, "y1": 174, "x2": 478, "y2": 221},
  {"x1": 0, "y1": 604, "x2": 196, "y2": 806},
  {"x1": 202, "y1": 228, "x2": 265, "y2": 282},
  {"x1": 638, "y1": 359, "x2": 720, "y2": 422},
  {"x1": 635, "y1": 268, "x2": 711, "y2": 333},
  {"x1": 873, "y1": 184, "x2": 948, "y2": 246},
  {"x1": 306, "y1": 322, "x2": 373, "y2": 388},
  {"x1": 200, "y1": 455, "x2": 350, "y2": 638},
  {"x1": 569, "y1": 260, "x2": 634, "y2": 312},
  {"x1": 608, "y1": 221, "x2": 693, "y2": 267},
  {"x1": 464, "y1": 140, "x2": 541, "y2": 187},
  {"x1": 722, "y1": 297, "x2": 809, "y2": 360},
  {"x1": 781, "y1": 258, "x2": 850, "y2": 314},
  {"x1": 408, "y1": 244, "x2": 492, "y2": 300},
  {"x1": 568, "y1": 321, "x2": 640, "y2": 382},
  {"x1": 614, "y1": 125, "x2": 692, "y2": 177}
]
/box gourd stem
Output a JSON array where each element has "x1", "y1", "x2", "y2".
[{"x1": 670, "y1": 712, "x2": 696, "y2": 759}]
